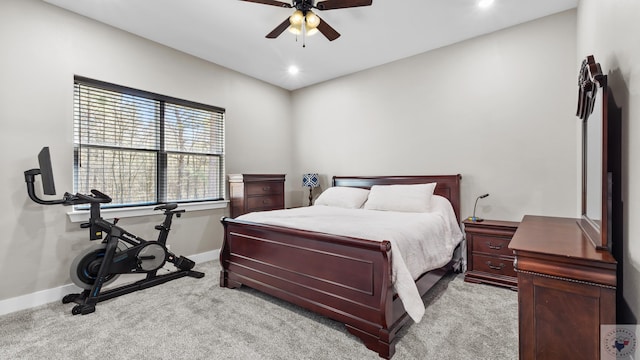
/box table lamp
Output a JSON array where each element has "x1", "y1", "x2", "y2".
[
  {"x1": 302, "y1": 173, "x2": 319, "y2": 206},
  {"x1": 467, "y1": 193, "x2": 489, "y2": 222}
]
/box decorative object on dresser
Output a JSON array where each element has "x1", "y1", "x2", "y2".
[
  {"x1": 228, "y1": 174, "x2": 286, "y2": 218},
  {"x1": 463, "y1": 219, "x2": 518, "y2": 290},
  {"x1": 467, "y1": 193, "x2": 489, "y2": 222},
  {"x1": 509, "y1": 216, "x2": 616, "y2": 360},
  {"x1": 302, "y1": 173, "x2": 320, "y2": 206}
]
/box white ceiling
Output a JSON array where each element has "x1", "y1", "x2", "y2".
[{"x1": 43, "y1": 0, "x2": 577, "y2": 91}]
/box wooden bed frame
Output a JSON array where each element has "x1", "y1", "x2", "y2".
[{"x1": 219, "y1": 175, "x2": 462, "y2": 359}]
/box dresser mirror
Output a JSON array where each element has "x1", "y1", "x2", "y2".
[
  {"x1": 576, "y1": 55, "x2": 619, "y2": 250},
  {"x1": 576, "y1": 55, "x2": 607, "y2": 249}
]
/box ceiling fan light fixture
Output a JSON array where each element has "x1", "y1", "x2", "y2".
[
  {"x1": 289, "y1": 10, "x2": 304, "y2": 26},
  {"x1": 288, "y1": 23, "x2": 316, "y2": 36},
  {"x1": 305, "y1": 10, "x2": 320, "y2": 29},
  {"x1": 288, "y1": 23, "x2": 302, "y2": 35}
]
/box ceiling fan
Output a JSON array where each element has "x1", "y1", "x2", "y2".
[{"x1": 240, "y1": 0, "x2": 373, "y2": 42}]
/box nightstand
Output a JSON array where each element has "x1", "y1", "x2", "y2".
[
  {"x1": 463, "y1": 219, "x2": 519, "y2": 290},
  {"x1": 229, "y1": 174, "x2": 286, "y2": 218}
]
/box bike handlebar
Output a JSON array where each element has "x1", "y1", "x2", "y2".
[
  {"x1": 73, "y1": 189, "x2": 111, "y2": 203},
  {"x1": 25, "y1": 169, "x2": 112, "y2": 206},
  {"x1": 73, "y1": 192, "x2": 111, "y2": 204},
  {"x1": 90, "y1": 189, "x2": 112, "y2": 202}
]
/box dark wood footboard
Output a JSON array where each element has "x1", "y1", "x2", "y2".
[
  {"x1": 221, "y1": 218, "x2": 394, "y2": 340},
  {"x1": 219, "y1": 174, "x2": 462, "y2": 359},
  {"x1": 220, "y1": 218, "x2": 458, "y2": 358}
]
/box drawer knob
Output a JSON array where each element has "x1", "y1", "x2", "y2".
[
  {"x1": 486, "y1": 242, "x2": 503, "y2": 250},
  {"x1": 486, "y1": 261, "x2": 505, "y2": 270},
  {"x1": 262, "y1": 186, "x2": 271, "y2": 191},
  {"x1": 262, "y1": 199, "x2": 270, "y2": 204}
]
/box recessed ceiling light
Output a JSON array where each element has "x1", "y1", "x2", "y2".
[
  {"x1": 478, "y1": 0, "x2": 494, "y2": 8},
  {"x1": 288, "y1": 65, "x2": 299, "y2": 75}
]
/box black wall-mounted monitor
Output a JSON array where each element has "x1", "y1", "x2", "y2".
[{"x1": 37, "y1": 147, "x2": 56, "y2": 195}]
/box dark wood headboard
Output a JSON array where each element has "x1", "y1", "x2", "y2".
[{"x1": 332, "y1": 175, "x2": 462, "y2": 222}]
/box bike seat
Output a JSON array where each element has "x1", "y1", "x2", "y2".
[{"x1": 154, "y1": 203, "x2": 178, "y2": 211}]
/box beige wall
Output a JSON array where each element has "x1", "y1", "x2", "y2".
[
  {"x1": 291, "y1": 10, "x2": 578, "y2": 222},
  {"x1": 577, "y1": 0, "x2": 640, "y2": 322},
  {"x1": 0, "y1": 0, "x2": 292, "y2": 301}
]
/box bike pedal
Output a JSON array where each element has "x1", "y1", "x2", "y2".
[{"x1": 174, "y1": 256, "x2": 195, "y2": 271}]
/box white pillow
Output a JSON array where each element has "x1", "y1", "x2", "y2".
[
  {"x1": 363, "y1": 183, "x2": 437, "y2": 212},
  {"x1": 314, "y1": 187, "x2": 370, "y2": 209}
]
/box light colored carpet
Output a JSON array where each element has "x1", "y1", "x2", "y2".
[{"x1": 0, "y1": 261, "x2": 518, "y2": 359}]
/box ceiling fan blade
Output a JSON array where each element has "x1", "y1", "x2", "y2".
[
  {"x1": 315, "y1": 0, "x2": 372, "y2": 10},
  {"x1": 239, "y1": 0, "x2": 292, "y2": 8},
  {"x1": 266, "y1": 18, "x2": 292, "y2": 38},
  {"x1": 316, "y1": 16, "x2": 340, "y2": 41}
]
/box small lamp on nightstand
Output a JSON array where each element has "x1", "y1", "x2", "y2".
[
  {"x1": 302, "y1": 173, "x2": 320, "y2": 206},
  {"x1": 467, "y1": 193, "x2": 489, "y2": 222}
]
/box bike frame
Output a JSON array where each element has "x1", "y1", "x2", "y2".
[{"x1": 24, "y1": 166, "x2": 205, "y2": 315}]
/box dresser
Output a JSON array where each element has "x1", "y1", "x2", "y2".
[
  {"x1": 463, "y1": 219, "x2": 519, "y2": 290},
  {"x1": 228, "y1": 174, "x2": 285, "y2": 218},
  {"x1": 509, "y1": 215, "x2": 617, "y2": 360}
]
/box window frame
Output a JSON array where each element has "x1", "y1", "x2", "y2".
[{"x1": 70, "y1": 76, "x2": 226, "y2": 220}]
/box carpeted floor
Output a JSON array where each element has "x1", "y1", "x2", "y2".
[{"x1": 0, "y1": 261, "x2": 518, "y2": 359}]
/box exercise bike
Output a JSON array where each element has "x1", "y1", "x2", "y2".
[{"x1": 24, "y1": 147, "x2": 204, "y2": 315}]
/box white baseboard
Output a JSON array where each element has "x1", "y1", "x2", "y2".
[
  {"x1": 187, "y1": 249, "x2": 219, "y2": 264},
  {"x1": 0, "y1": 248, "x2": 219, "y2": 317}
]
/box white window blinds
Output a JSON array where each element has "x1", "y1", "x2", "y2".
[{"x1": 73, "y1": 77, "x2": 225, "y2": 207}]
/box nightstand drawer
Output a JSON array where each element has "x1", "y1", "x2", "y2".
[
  {"x1": 246, "y1": 182, "x2": 284, "y2": 196},
  {"x1": 247, "y1": 195, "x2": 284, "y2": 211},
  {"x1": 473, "y1": 254, "x2": 515, "y2": 278},
  {"x1": 472, "y1": 235, "x2": 512, "y2": 257}
]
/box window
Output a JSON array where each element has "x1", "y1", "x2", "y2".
[{"x1": 73, "y1": 76, "x2": 225, "y2": 208}]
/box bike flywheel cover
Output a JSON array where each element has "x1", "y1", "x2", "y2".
[{"x1": 69, "y1": 243, "x2": 120, "y2": 290}]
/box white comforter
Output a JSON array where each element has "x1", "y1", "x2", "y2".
[{"x1": 237, "y1": 196, "x2": 463, "y2": 322}]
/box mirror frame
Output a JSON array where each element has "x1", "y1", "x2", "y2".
[{"x1": 576, "y1": 55, "x2": 609, "y2": 250}]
